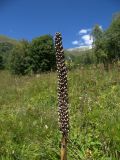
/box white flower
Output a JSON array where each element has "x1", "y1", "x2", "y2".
[{"x1": 45, "y1": 125, "x2": 48, "y2": 129}]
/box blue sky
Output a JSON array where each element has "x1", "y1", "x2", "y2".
[{"x1": 0, "y1": 0, "x2": 120, "y2": 49}]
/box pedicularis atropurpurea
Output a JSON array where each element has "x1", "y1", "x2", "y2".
[{"x1": 55, "y1": 32, "x2": 69, "y2": 160}]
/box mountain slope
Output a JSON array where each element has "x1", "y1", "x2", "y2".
[{"x1": 0, "y1": 35, "x2": 18, "y2": 45}]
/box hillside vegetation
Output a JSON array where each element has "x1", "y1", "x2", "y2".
[
  {"x1": 0, "y1": 35, "x2": 18, "y2": 45},
  {"x1": 0, "y1": 66, "x2": 120, "y2": 160}
]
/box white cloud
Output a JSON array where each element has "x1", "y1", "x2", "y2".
[
  {"x1": 71, "y1": 26, "x2": 101, "y2": 49},
  {"x1": 99, "y1": 25, "x2": 103, "y2": 30},
  {"x1": 72, "y1": 40, "x2": 85, "y2": 46},
  {"x1": 79, "y1": 42, "x2": 84, "y2": 45},
  {"x1": 79, "y1": 29, "x2": 87, "y2": 34},
  {"x1": 78, "y1": 28, "x2": 91, "y2": 35},
  {"x1": 72, "y1": 40, "x2": 79, "y2": 45},
  {"x1": 72, "y1": 34, "x2": 93, "y2": 48},
  {"x1": 81, "y1": 34, "x2": 93, "y2": 46}
]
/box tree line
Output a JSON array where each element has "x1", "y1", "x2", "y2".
[
  {"x1": 0, "y1": 13, "x2": 120, "y2": 74},
  {"x1": 0, "y1": 35, "x2": 56, "y2": 75},
  {"x1": 92, "y1": 13, "x2": 120, "y2": 69}
]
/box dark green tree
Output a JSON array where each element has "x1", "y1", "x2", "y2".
[
  {"x1": 0, "y1": 42, "x2": 14, "y2": 68},
  {"x1": 92, "y1": 24, "x2": 106, "y2": 64},
  {"x1": 30, "y1": 35, "x2": 56, "y2": 73},
  {"x1": 104, "y1": 13, "x2": 120, "y2": 63},
  {"x1": 9, "y1": 40, "x2": 30, "y2": 75},
  {"x1": 92, "y1": 24, "x2": 103, "y2": 42},
  {"x1": 92, "y1": 14, "x2": 120, "y2": 69},
  {"x1": 9, "y1": 35, "x2": 56, "y2": 75}
]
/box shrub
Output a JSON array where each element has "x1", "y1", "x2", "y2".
[
  {"x1": 9, "y1": 40, "x2": 30, "y2": 75},
  {"x1": 29, "y1": 35, "x2": 56, "y2": 73}
]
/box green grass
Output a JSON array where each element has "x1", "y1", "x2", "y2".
[{"x1": 0, "y1": 67, "x2": 120, "y2": 160}]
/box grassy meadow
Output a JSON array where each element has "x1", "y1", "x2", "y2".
[{"x1": 0, "y1": 66, "x2": 120, "y2": 160}]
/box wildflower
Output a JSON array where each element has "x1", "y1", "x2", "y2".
[
  {"x1": 45, "y1": 125, "x2": 48, "y2": 129},
  {"x1": 55, "y1": 32, "x2": 69, "y2": 136},
  {"x1": 55, "y1": 32, "x2": 69, "y2": 160}
]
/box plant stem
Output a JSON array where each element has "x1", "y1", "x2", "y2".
[{"x1": 61, "y1": 135, "x2": 67, "y2": 160}]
